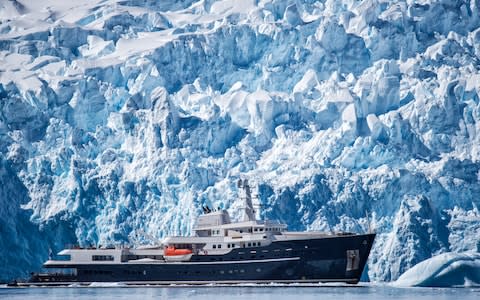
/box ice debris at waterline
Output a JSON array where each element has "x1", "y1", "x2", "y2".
[
  {"x1": 1, "y1": 0, "x2": 480, "y2": 283},
  {"x1": 394, "y1": 251, "x2": 480, "y2": 287}
]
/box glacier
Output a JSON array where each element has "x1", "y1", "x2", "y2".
[{"x1": 1, "y1": 0, "x2": 480, "y2": 283}]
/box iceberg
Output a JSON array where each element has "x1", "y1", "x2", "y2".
[{"x1": 394, "y1": 251, "x2": 480, "y2": 287}]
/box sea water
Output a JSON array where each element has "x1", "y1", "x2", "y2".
[{"x1": 1, "y1": 284, "x2": 479, "y2": 300}]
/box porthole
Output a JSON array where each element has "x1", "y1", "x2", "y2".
[{"x1": 256, "y1": 268, "x2": 262, "y2": 273}]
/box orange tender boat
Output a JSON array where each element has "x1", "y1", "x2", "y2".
[{"x1": 164, "y1": 246, "x2": 193, "y2": 256}]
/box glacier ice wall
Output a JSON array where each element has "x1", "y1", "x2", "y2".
[{"x1": 1, "y1": 0, "x2": 480, "y2": 282}]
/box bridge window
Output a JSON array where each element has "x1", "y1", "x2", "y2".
[{"x1": 92, "y1": 255, "x2": 114, "y2": 261}]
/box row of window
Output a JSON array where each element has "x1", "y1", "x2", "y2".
[
  {"x1": 211, "y1": 227, "x2": 284, "y2": 235},
  {"x1": 127, "y1": 255, "x2": 162, "y2": 260},
  {"x1": 214, "y1": 241, "x2": 263, "y2": 249},
  {"x1": 238, "y1": 227, "x2": 283, "y2": 233},
  {"x1": 176, "y1": 268, "x2": 262, "y2": 276},
  {"x1": 92, "y1": 255, "x2": 114, "y2": 261}
]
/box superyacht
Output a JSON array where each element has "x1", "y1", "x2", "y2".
[{"x1": 27, "y1": 180, "x2": 375, "y2": 285}]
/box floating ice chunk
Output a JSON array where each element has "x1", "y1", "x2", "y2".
[{"x1": 394, "y1": 252, "x2": 480, "y2": 287}]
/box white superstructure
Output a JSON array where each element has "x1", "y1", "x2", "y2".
[{"x1": 44, "y1": 179, "x2": 336, "y2": 267}]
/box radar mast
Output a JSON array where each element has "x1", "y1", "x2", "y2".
[{"x1": 238, "y1": 179, "x2": 255, "y2": 221}]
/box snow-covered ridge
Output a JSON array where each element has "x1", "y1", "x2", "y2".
[{"x1": 0, "y1": 0, "x2": 480, "y2": 282}]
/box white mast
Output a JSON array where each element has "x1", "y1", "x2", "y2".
[{"x1": 238, "y1": 179, "x2": 255, "y2": 221}]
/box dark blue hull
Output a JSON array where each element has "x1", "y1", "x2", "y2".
[{"x1": 35, "y1": 233, "x2": 375, "y2": 284}]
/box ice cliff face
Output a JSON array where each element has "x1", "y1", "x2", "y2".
[{"x1": 1, "y1": 0, "x2": 480, "y2": 282}]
